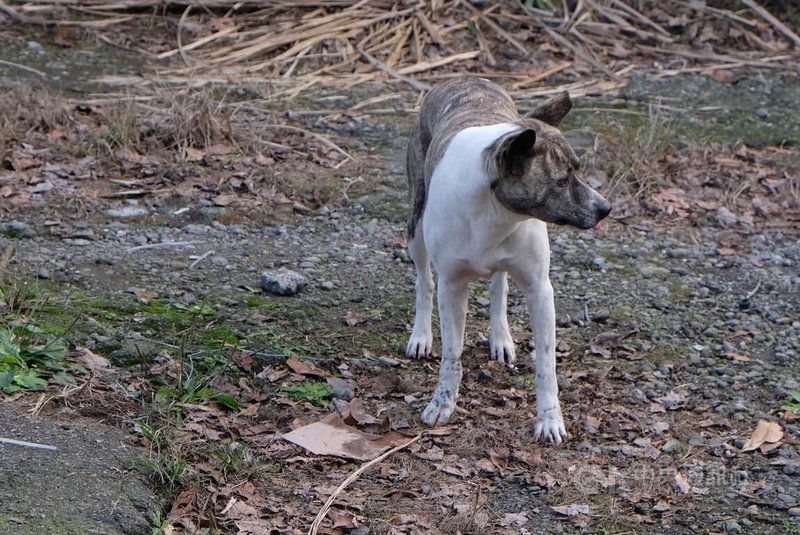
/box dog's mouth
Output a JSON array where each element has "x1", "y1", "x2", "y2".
[{"x1": 592, "y1": 222, "x2": 603, "y2": 231}]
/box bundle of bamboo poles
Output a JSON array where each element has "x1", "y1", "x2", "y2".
[{"x1": 2, "y1": 0, "x2": 798, "y2": 97}]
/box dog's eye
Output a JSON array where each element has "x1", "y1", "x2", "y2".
[{"x1": 556, "y1": 175, "x2": 570, "y2": 188}]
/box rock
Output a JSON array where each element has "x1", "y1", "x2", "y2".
[
  {"x1": 35, "y1": 268, "x2": 51, "y2": 280},
  {"x1": 210, "y1": 256, "x2": 229, "y2": 267},
  {"x1": 723, "y1": 519, "x2": 741, "y2": 533},
  {"x1": 716, "y1": 207, "x2": 738, "y2": 228},
  {"x1": 261, "y1": 268, "x2": 307, "y2": 296},
  {"x1": 319, "y1": 281, "x2": 335, "y2": 291},
  {"x1": 661, "y1": 438, "x2": 681, "y2": 453},
  {"x1": 182, "y1": 224, "x2": 212, "y2": 235},
  {"x1": 104, "y1": 206, "x2": 147, "y2": 218},
  {"x1": 755, "y1": 108, "x2": 769, "y2": 119},
  {"x1": 26, "y1": 41, "x2": 45, "y2": 54},
  {"x1": 475, "y1": 297, "x2": 490, "y2": 307},
  {"x1": 0, "y1": 221, "x2": 36, "y2": 239},
  {"x1": 326, "y1": 377, "x2": 354, "y2": 401},
  {"x1": 788, "y1": 507, "x2": 800, "y2": 517},
  {"x1": 783, "y1": 462, "x2": 800, "y2": 476},
  {"x1": 639, "y1": 265, "x2": 669, "y2": 277}
]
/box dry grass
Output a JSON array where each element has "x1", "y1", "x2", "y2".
[{"x1": 593, "y1": 106, "x2": 679, "y2": 200}]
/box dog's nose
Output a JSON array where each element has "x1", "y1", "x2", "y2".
[{"x1": 596, "y1": 200, "x2": 612, "y2": 221}]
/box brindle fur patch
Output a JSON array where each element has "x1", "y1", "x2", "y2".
[{"x1": 406, "y1": 78, "x2": 585, "y2": 238}]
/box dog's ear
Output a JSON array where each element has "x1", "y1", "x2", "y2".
[
  {"x1": 526, "y1": 91, "x2": 572, "y2": 126},
  {"x1": 497, "y1": 128, "x2": 536, "y2": 177}
]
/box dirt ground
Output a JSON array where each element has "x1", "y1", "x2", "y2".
[{"x1": 1, "y1": 16, "x2": 800, "y2": 535}]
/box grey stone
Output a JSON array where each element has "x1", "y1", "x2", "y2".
[
  {"x1": 639, "y1": 265, "x2": 670, "y2": 277},
  {"x1": 327, "y1": 377, "x2": 354, "y2": 401},
  {"x1": 0, "y1": 221, "x2": 36, "y2": 239},
  {"x1": 182, "y1": 224, "x2": 212, "y2": 235},
  {"x1": 788, "y1": 507, "x2": 800, "y2": 517},
  {"x1": 723, "y1": 519, "x2": 741, "y2": 533},
  {"x1": 210, "y1": 256, "x2": 229, "y2": 267},
  {"x1": 104, "y1": 206, "x2": 147, "y2": 218},
  {"x1": 716, "y1": 207, "x2": 738, "y2": 228},
  {"x1": 319, "y1": 281, "x2": 335, "y2": 291},
  {"x1": 661, "y1": 438, "x2": 681, "y2": 453},
  {"x1": 261, "y1": 268, "x2": 307, "y2": 296}
]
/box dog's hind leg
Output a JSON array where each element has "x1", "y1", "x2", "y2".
[
  {"x1": 489, "y1": 271, "x2": 516, "y2": 365},
  {"x1": 406, "y1": 225, "x2": 434, "y2": 358},
  {"x1": 421, "y1": 276, "x2": 468, "y2": 426}
]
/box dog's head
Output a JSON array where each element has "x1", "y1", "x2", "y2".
[{"x1": 486, "y1": 92, "x2": 612, "y2": 229}]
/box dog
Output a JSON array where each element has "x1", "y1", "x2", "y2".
[{"x1": 405, "y1": 77, "x2": 611, "y2": 444}]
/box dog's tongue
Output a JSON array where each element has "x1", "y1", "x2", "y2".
[{"x1": 592, "y1": 222, "x2": 603, "y2": 231}]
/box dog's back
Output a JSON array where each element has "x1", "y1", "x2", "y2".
[{"x1": 407, "y1": 77, "x2": 519, "y2": 239}]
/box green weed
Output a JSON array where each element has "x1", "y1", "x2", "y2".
[
  {"x1": 154, "y1": 374, "x2": 239, "y2": 414},
  {"x1": 782, "y1": 390, "x2": 800, "y2": 412},
  {"x1": 283, "y1": 380, "x2": 333, "y2": 406},
  {"x1": 0, "y1": 326, "x2": 72, "y2": 393}
]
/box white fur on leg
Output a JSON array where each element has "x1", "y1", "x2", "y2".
[
  {"x1": 421, "y1": 278, "x2": 467, "y2": 426},
  {"x1": 489, "y1": 271, "x2": 516, "y2": 364},
  {"x1": 406, "y1": 229, "x2": 434, "y2": 358},
  {"x1": 529, "y1": 279, "x2": 567, "y2": 444}
]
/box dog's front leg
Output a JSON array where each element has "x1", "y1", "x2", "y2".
[
  {"x1": 522, "y1": 276, "x2": 567, "y2": 444},
  {"x1": 421, "y1": 276, "x2": 468, "y2": 426}
]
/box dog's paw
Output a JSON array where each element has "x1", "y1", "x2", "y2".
[
  {"x1": 534, "y1": 408, "x2": 567, "y2": 445},
  {"x1": 490, "y1": 332, "x2": 516, "y2": 365},
  {"x1": 420, "y1": 397, "x2": 455, "y2": 426},
  {"x1": 406, "y1": 330, "x2": 433, "y2": 358}
]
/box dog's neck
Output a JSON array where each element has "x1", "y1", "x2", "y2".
[{"x1": 428, "y1": 123, "x2": 533, "y2": 245}]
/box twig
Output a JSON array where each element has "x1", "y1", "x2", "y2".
[
  {"x1": 740, "y1": 0, "x2": 800, "y2": 47},
  {"x1": 0, "y1": 59, "x2": 46, "y2": 78},
  {"x1": 0, "y1": 436, "x2": 58, "y2": 451},
  {"x1": 0, "y1": 244, "x2": 15, "y2": 284},
  {"x1": 745, "y1": 279, "x2": 762, "y2": 300},
  {"x1": 126, "y1": 240, "x2": 205, "y2": 253},
  {"x1": 356, "y1": 47, "x2": 432, "y2": 92},
  {"x1": 261, "y1": 124, "x2": 353, "y2": 163},
  {"x1": 308, "y1": 433, "x2": 422, "y2": 535},
  {"x1": 189, "y1": 250, "x2": 215, "y2": 268}
]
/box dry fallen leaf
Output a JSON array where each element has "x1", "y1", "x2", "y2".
[
  {"x1": 741, "y1": 420, "x2": 783, "y2": 452},
  {"x1": 282, "y1": 413, "x2": 409, "y2": 461},
  {"x1": 285, "y1": 356, "x2": 327, "y2": 378},
  {"x1": 71, "y1": 347, "x2": 112, "y2": 374},
  {"x1": 674, "y1": 471, "x2": 691, "y2": 494}
]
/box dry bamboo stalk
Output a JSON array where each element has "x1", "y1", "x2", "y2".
[
  {"x1": 740, "y1": 0, "x2": 800, "y2": 47},
  {"x1": 386, "y1": 22, "x2": 413, "y2": 67},
  {"x1": 357, "y1": 47, "x2": 432, "y2": 91},
  {"x1": 157, "y1": 26, "x2": 237, "y2": 59},
  {"x1": 397, "y1": 50, "x2": 480, "y2": 75},
  {"x1": 509, "y1": 61, "x2": 571, "y2": 90},
  {"x1": 416, "y1": 9, "x2": 444, "y2": 46},
  {"x1": 608, "y1": 0, "x2": 670, "y2": 36},
  {"x1": 636, "y1": 45, "x2": 797, "y2": 70},
  {"x1": 458, "y1": 0, "x2": 526, "y2": 54},
  {"x1": 584, "y1": 0, "x2": 671, "y2": 44},
  {"x1": 475, "y1": 21, "x2": 497, "y2": 67}
]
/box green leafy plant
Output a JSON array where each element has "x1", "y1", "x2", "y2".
[
  {"x1": 782, "y1": 390, "x2": 800, "y2": 411},
  {"x1": 283, "y1": 380, "x2": 333, "y2": 406},
  {"x1": 154, "y1": 374, "x2": 239, "y2": 413},
  {"x1": 0, "y1": 326, "x2": 70, "y2": 393}
]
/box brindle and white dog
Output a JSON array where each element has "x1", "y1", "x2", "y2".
[{"x1": 405, "y1": 77, "x2": 611, "y2": 443}]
